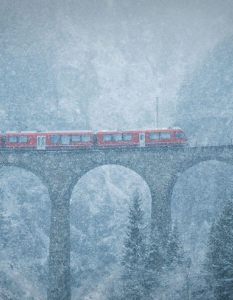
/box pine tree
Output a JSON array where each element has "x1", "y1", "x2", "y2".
[
  {"x1": 166, "y1": 221, "x2": 185, "y2": 269},
  {"x1": 205, "y1": 200, "x2": 233, "y2": 300},
  {"x1": 157, "y1": 221, "x2": 189, "y2": 299},
  {"x1": 144, "y1": 227, "x2": 164, "y2": 295},
  {"x1": 121, "y1": 190, "x2": 147, "y2": 300}
]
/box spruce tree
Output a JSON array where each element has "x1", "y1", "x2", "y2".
[
  {"x1": 121, "y1": 190, "x2": 147, "y2": 300},
  {"x1": 166, "y1": 221, "x2": 185, "y2": 269},
  {"x1": 159, "y1": 221, "x2": 190, "y2": 299},
  {"x1": 144, "y1": 227, "x2": 164, "y2": 295},
  {"x1": 205, "y1": 200, "x2": 233, "y2": 300}
]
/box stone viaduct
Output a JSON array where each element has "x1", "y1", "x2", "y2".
[{"x1": 1, "y1": 145, "x2": 233, "y2": 299}]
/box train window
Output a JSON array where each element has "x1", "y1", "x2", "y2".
[
  {"x1": 180, "y1": 132, "x2": 186, "y2": 139},
  {"x1": 160, "y1": 132, "x2": 171, "y2": 139},
  {"x1": 112, "y1": 134, "x2": 122, "y2": 141},
  {"x1": 50, "y1": 135, "x2": 61, "y2": 143},
  {"x1": 149, "y1": 132, "x2": 160, "y2": 140},
  {"x1": 71, "y1": 135, "x2": 81, "y2": 142},
  {"x1": 18, "y1": 136, "x2": 28, "y2": 143},
  {"x1": 8, "y1": 136, "x2": 17, "y2": 143},
  {"x1": 174, "y1": 132, "x2": 185, "y2": 139},
  {"x1": 82, "y1": 134, "x2": 91, "y2": 142},
  {"x1": 103, "y1": 134, "x2": 112, "y2": 141},
  {"x1": 61, "y1": 135, "x2": 70, "y2": 145},
  {"x1": 122, "y1": 133, "x2": 132, "y2": 141},
  {"x1": 175, "y1": 132, "x2": 179, "y2": 138}
]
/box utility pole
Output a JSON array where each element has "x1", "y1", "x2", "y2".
[{"x1": 156, "y1": 97, "x2": 159, "y2": 128}]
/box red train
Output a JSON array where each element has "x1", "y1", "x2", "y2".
[{"x1": 0, "y1": 128, "x2": 187, "y2": 150}]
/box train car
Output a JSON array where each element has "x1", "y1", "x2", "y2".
[
  {"x1": 3, "y1": 128, "x2": 187, "y2": 150},
  {"x1": 96, "y1": 130, "x2": 140, "y2": 147},
  {"x1": 96, "y1": 128, "x2": 187, "y2": 148},
  {"x1": 5, "y1": 131, "x2": 37, "y2": 149},
  {"x1": 45, "y1": 131, "x2": 94, "y2": 150},
  {"x1": 145, "y1": 128, "x2": 187, "y2": 146},
  {"x1": 5, "y1": 131, "x2": 94, "y2": 150}
]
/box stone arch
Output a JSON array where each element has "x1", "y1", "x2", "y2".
[
  {"x1": 165, "y1": 155, "x2": 233, "y2": 223},
  {"x1": 0, "y1": 165, "x2": 51, "y2": 299},
  {"x1": 69, "y1": 164, "x2": 152, "y2": 299},
  {"x1": 179, "y1": 155, "x2": 233, "y2": 175},
  {"x1": 0, "y1": 160, "x2": 50, "y2": 190},
  {"x1": 171, "y1": 159, "x2": 233, "y2": 268}
]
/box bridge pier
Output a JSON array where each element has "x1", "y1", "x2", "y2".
[
  {"x1": 47, "y1": 180, "x2": 72, "y2": 300},
  {"x1": 144, "y1": 171, "x2": 177, "y2": 246}
]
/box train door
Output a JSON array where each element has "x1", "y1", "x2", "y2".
[
  {"x1": 139, "y1": 133, "x2": 145, "y2": 147},
  {"x1": 37, "y1": 136, "x2": 46, "y2": 150}
]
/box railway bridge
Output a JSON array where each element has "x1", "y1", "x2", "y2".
[{"x1": 1, "y1": 145, "x2": 233, "y2": 299}]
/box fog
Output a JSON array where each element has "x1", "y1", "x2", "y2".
[
  {"x1": 0, "y1": 0, "x2": 233, "y2": 299},
  {"x1": 1, "y1": 0, "x2": 232, "y2": 130}
]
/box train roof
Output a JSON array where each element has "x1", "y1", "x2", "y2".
[
  {"x1": 5, "y1": 128, "x2": 183, "y2": 134},
  {"x1": 96, "y1": 127, "x2": 183, "y2": 132},
  {"x1": 5, "y1": 130, "x2": 93, "y2": 134}
]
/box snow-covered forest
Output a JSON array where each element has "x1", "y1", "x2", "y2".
[{"x1": 0, "y1": 0, "x2": 233, "y2": 299}]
